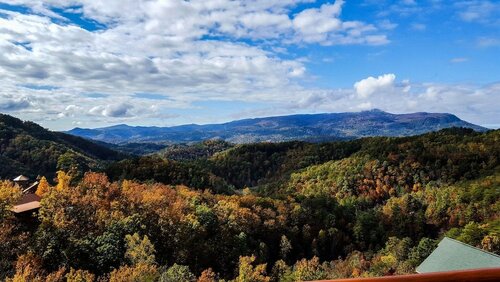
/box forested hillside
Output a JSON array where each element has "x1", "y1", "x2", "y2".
[
  {"x1": 108, "y1": 128, "x2": 498, "y2": 195},
  {"x1": 0, "y1": 114, "x2": 125, "y2": 180},
  {"x1": 1, "y1": 126, "x2": 498, "y2": 281},
  {"x1": 158, "y1": 140, "x2": 233, "y2": 161}
]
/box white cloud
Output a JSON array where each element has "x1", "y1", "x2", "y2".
[
  {"x1": 455, "y1": 1, "x2": 500, "y2": 25},
  {"x1": 0, "y1": 10, "x2": 301, "y2": 100},
  {"x1": 356, "y1": 102, "x2": 373, "y2": 110},
  {"x1": 477, "y1": 37, "x2": 500, "y2": 48},
  {"x1": 227, "y1": 77, "x2": 500, "y2": 129},
  {"x1": 450, "y1": 57, "x2": 468, "y2": 63},
  {"x1": 241, "y1": 12, "x2": 291, "y2": 29},
  {"x1": 103, "y1": 103, "x2": 132, "y2": 117},
  {"x1": 279, "y1": 78, "x2": 500, "y2": 128},
  {"x1": 3, "y1": 0, "x2": 386, "y2": 45},
  {"x1": 292, "y1": 1, "x2": 388, "y2": 45},
  {"x1": 57, "y1": 104, "x2": 82, "y2": 118},
  {"x1": 89, "y1": 103, "x2": 133, "y2": 118},
  {"x1": 371, "y1": 0, "x2": 424, "y2": 18},
  {"x1": 0, "y1": 97, "x2": 31, "y2": 111},
  {"x1": 293, "y1": 2, "x2": 343, "y2": 41},
  {"x1": 0, "y1": 1, "x2": 497, "y2": 130},
  {"x1": 411, "y1": 23, "x2": 426, "y2": 31},
  {"x1": 65, "y1": 105, "x2": 80, "y2": 112},
  {"x1": 354, "y1": 73, "x2": 396, "y2": 98},
  {"x1": 0, "y1": 0, "x2": 391, "y2": 129},
  {"x1": 378, "y1": 20, "x2": 398, "y2": 30}
]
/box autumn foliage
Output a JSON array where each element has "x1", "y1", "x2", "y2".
[{"x1": 0, "y1": 128, "x2": 499, "y2": 281}]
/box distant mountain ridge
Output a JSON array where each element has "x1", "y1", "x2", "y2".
[{"x1": 66, "y1": 109, "x2": 486, "y2": 144}]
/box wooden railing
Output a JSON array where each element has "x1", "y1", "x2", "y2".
[{"x1": 308, "y1": 267, "x2": 500, "y2": 282}]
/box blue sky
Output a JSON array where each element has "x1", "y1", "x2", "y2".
[{"x1": 0, "y1": 0, "x2": 499, "y2": 130}]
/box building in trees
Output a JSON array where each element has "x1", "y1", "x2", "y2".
[
  {"x1": 13, "y1": 175, "x2": 30, "y2": 187},
  {"x1": 11, "y1": 175, "x2": 41, "y2": 215},
  {"x1": 13, "y1": 175, "x2": 39, "y2": 194},
  {"x1": 11, "y1": 193, "x2": 41, "y2": 214},
  {"x1": 416, "y1": 237, "x2": 500, "y2": 273}
]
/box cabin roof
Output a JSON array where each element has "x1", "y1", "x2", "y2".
[
  {"x1": 13, "y1": 175, "x2": 29, "y2": 181},
  {"x1": 16, "y1": 193, "x2": 41, "y2": 205},
  {"x1": 12, "y1": 193, "x2": 41, "y2": 214},
  {"x1": 22, "y1": 181, "x2": 39, "y2": 194},
  {"x1": 416, "y1": 237, "x2": 500, "y2": 273}
]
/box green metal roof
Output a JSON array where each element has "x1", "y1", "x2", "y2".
[{"x1": 416, "y1": 237, "x2": 500, "y2": 273}]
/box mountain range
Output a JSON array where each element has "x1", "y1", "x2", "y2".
[{"x1": 67, "y1": 110, "x2": 486, "y2": 144}]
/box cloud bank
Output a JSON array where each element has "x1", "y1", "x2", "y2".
[{"x1": 0, "y1": 1, "x2": 498, "y2": 129}]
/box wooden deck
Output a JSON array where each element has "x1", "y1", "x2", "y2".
[{"x1": 308, "y1": 267, "x2": 500, "y2": 282}]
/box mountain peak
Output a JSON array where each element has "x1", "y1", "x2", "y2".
[{"x1": 365, "y1": 108, "x2": 386, "y2": 113}]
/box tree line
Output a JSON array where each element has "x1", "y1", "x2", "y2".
[{"x1": 0, "y1": 127, "x2": 498, "y2": 281}]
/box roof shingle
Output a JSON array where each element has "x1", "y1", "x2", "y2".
[{"x1": 416, "y1": 237, "x2": 500, "y2": 273}]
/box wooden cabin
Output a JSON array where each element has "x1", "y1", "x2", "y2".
[
  {"x1": 12, "y1": 175, "x2": 39, "y2": 194},
  {"x1": 11, "y1": 175, "x2": 41, "y2": 216},
  {"x1": 11, "y1": 193, "x2": 41, "y2": 214},
  {"x1": 13, "y1": 174, "x2": 30, "y2": 188}
]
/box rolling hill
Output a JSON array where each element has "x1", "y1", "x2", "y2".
[
  {"x1": 0, "y1": 113, "x2": 125, "y2": 179},
  {"x1": 67, "y1": 109, "x2": 486, "y2": 144}
]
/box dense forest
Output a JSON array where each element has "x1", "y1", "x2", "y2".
[
  {"x1": 0, "y1": 119, "x2": 499, "y2": 281},
  {"x1": 0, "y1": 114, "x2": 125, "y2": 180}
]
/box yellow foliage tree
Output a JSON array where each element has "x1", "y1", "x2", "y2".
[
  {"x1": 236, "y1": 255, "x2": 270, "y2": 282},
  {"x1": 66, "y1": 268, "x2": 95, "y2": 282},
  {"x1": 0, "y1": 180, "x2": 21, "y2": 220},
  {"x1": 291, "y1": 256, "x2": 326, "y2": 281},
  {"x1": 125, "y1": 233, "x2": 156, "y2": 266},
  {"x1": 35, "y1": 176, "x2": 51, "y2": 197},
  {"x1": 109, "y1": 264, "x2": 158, "y2": 282},
  {"x1": 481, "y1": 234, "x2": 500, "y2": 253},
  {"x1": 56, "y1": 171, "x2": 71, "y2": 191},
  {"x1": 6, "y1": 253, "x2": 45, "y2": 282},
  {"x1": 45, "y1": 268, "x2": 66, "y2": 282}
]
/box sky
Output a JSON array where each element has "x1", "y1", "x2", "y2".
[{"x1": 0, "y1": 0, "x2": 499, "y2": 130}]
